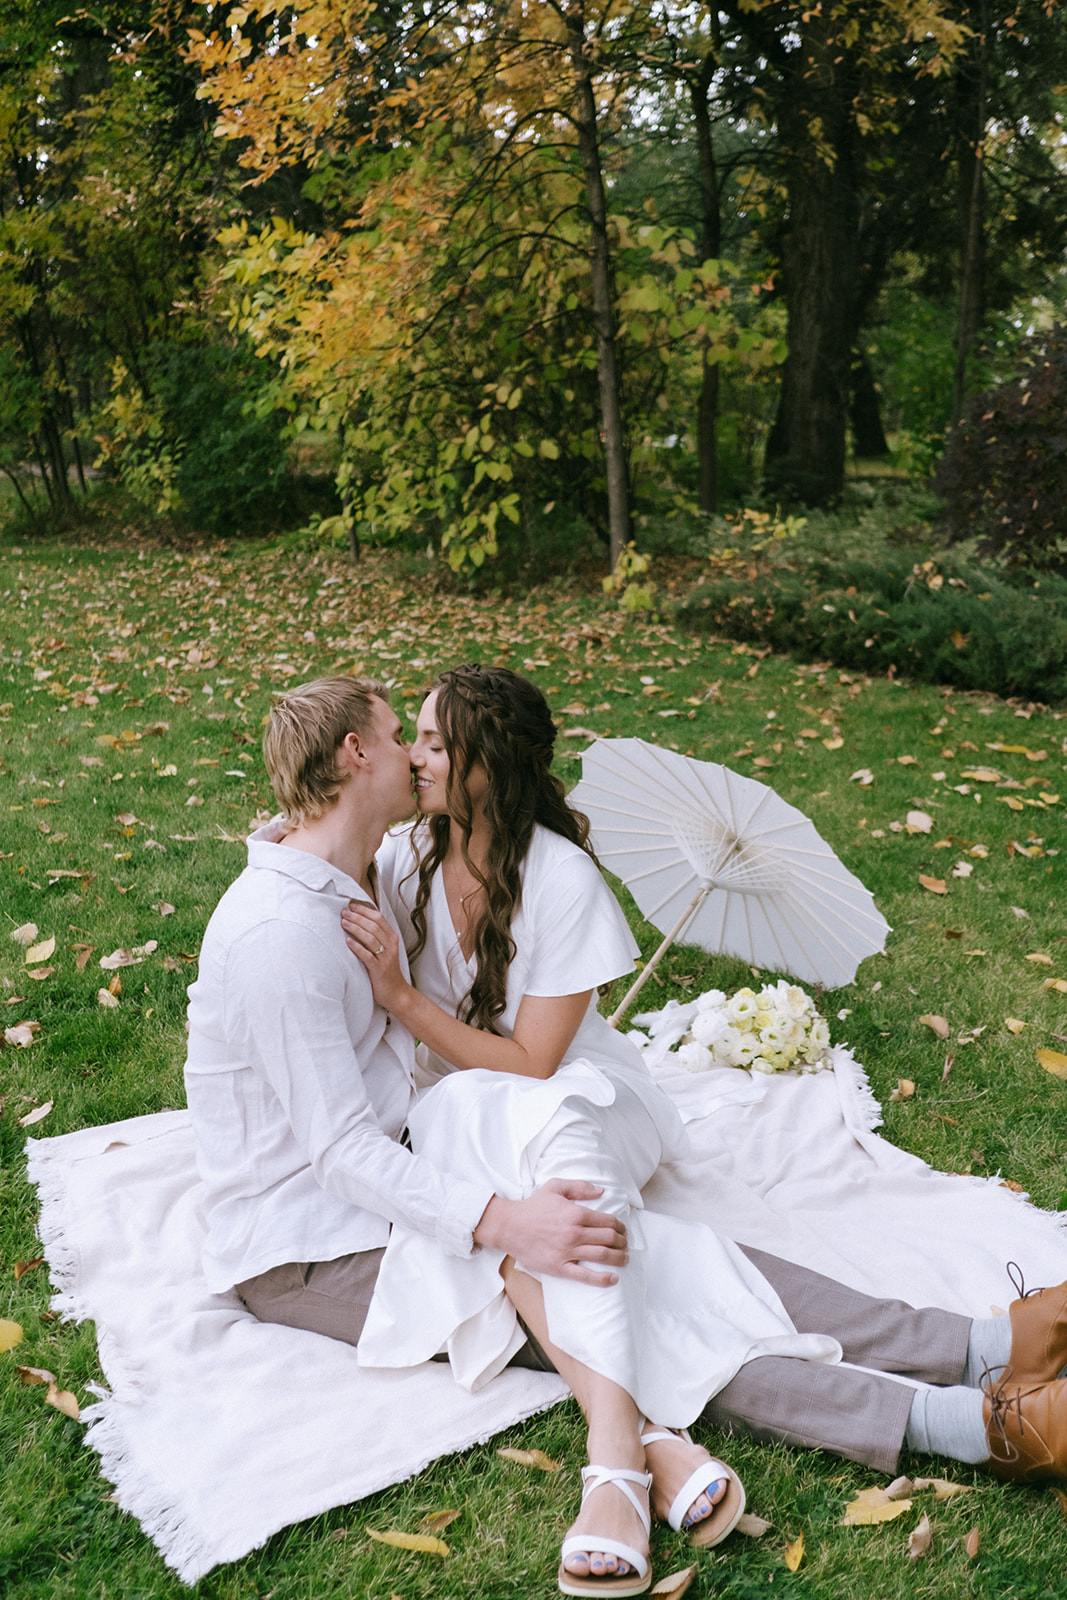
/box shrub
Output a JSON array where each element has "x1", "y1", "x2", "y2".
[
  {"x1": 935, "y1": 324, "x2": 1067, "y2": 570},
  {"x1": 677, "y1": 551, "x2": 1067, "y2": 704},
  {"x1": 96, "y1": 340, "x2": 290, "y2": 536}
]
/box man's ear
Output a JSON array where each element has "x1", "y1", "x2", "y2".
[{"x1": 337, "y1": 731, "x2": 368, "y2": 772}]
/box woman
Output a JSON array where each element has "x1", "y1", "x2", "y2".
[{"x1": 342, "y1": 666, "x2": 838, "y2": 1595}]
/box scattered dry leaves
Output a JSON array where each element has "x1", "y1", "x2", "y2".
[
  {"x1": 908, "y1": 1512, "x2": 932, "y2": 1560},
  {"x1": 4, "y1": 1021, "x2": 41, "y2": 1047},
  {"x1": 418, "y1": 1509, "x2": 461, "y2": 1535},
  {"x1": 367, "y1": 1530, "x2": 448, "y2": 1557},
  {"x1": 650, "y1": 1565, "x2": 698, "y2": 1598},
  {"x1": 18, "y1": 1100, "x2": 53, "y2": 1128},
  {"x1": 919, "y1": 1014, "x2": 951, "y2": 1039},
  {"x1": 496, "y1": 1447, "x2": 561, "y2": 1471},
  {"x1": 1038, "y1": 1048, "x2": 1067, "y2": 1080},
  {"x1": 841, "y1": 1487, "x2": 912, "y2": 1525},
  {"x1": 736, "y1": 1512, "x2": 772, "y2": 1536}
]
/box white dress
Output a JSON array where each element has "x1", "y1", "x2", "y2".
[{"x1": 356, "y1": 824, "x2": 840, "y2": 1426}]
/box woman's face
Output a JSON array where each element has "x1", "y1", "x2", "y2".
[{"x1": 410, "y1": 691, "x2": 488, "y2": 818}]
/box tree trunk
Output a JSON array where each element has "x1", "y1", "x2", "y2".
[
  {"x1": 850, "y1": 351, "x2": 889, "y2": 458},
  {"x1": 763, "y1": 20, "x2": 859, "y2": 506},
  {"x1": 565, "y1": 4, "x2": 630, "y2": 568},
  {"x1": 690, "y1": 52, "x2": 721, "y2": 514},
  {"x1": 951, "y1": 4, "x2": 988, "y2": 430}
]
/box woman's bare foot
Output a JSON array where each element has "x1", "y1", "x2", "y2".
[
  {"x1": 561, "y1": 1462, "x2": 651, "y2": 1582},
  {"x1": 640, "y1": 1428, "x2": 727, "y2": 1533}
]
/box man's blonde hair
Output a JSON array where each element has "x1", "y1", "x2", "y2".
[{"x1": 263, "y1": 676, "x2": 389, "y2": 823}]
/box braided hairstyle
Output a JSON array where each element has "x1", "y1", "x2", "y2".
[{"x1": 407, "y1": 664, "x2": 596, "y2": 1033}]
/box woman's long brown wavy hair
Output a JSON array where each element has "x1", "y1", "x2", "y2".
[{"x1": 406, "y1": 664, "x2": 596, "y2": 1033}]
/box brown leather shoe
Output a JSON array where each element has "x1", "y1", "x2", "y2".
[
  {"x1": 984, "y1": 1376, "x2": 1067, "y2": 1483},
  {"x1": 1004, "y1": 1269, "x2": 1067, "y2": 1390}
]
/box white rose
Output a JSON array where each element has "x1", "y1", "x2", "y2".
[
  {"x1": 691, "y1": 1008, "x2": 732, "y2": 1049},
  {"x1": 675, "y1": 1040, "x2": 713, "y2": 1073},
  {"x1": 809, "y1": 1017, "x2": 830, "y2": 1053},
  {"x1": 759, "y1": 1019, "x2": 793, "y2": 1053},
  {"x1": 694, "y1": 988, "x2": 727, "y2": 1014},
  {"x1": 726, "y1": 988, "x2": 759, "y2": 1025},
  {"x1": 780, "y1": 983, "x2": 812, "y2": 1020},
  {"x1": 725, "y1": 1029, "x2": 758, "y2": 1068}
]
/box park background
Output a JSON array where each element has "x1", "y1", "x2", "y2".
[{"x1": 1, "y1": 3, "x2": 1067, "y2": 1598}]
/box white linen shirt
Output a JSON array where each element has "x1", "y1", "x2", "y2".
[{"x1": 184, "y1": 819, "x2": 494, "y2": 1292}]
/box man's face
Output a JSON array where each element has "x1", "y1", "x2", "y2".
[{"x1": 361, "y1": 697, "x2": 415, "y2": 824}]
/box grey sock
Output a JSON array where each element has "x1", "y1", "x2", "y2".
[
  {"x1": 904, "y1": 1384, "x2": 989, "y2": 1465},
  {"x1": 963, "y1": 1315, "x2": 1014, "y2": 1389}
]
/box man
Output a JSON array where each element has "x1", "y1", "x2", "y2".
[
  {"x1": 184, "y1": 676, "x2": 626, "y2": 1363},
  {"x1": 186, "y1": 674, "x2": 1067, "y2": 1489}
]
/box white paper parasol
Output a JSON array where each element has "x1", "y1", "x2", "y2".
[{"x1": 568, "y1": 738, "x2": 890, "y2": 1021}]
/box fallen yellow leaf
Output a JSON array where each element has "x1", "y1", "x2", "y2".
[
  {"x1": 897, "y1": 754, "x2": 918, "y2": 765},
  {"x1": 496, "y1": 1447, "x2": 560, "y2": 1471},
  {"x1": 17, "y1": 1364, "x2": 54, "y2": 1384},
  {"x1": 24, "y1": 936, "x2": 56, "y2": 965},
  {"x1": 908, "y1": 1511, "x2": 932, "y2": 1560},
  {"x1": 735, "y1": 1513, "x2": 773, "y2": 1536},
  {"x1": 919, "y1": 1014, "x2": 951, "y2": 1039},
  {"x1": 18, "y1": 1100, "x2": 53, "y2": 1128},
  {"x1": 961, "y1": 768, "x2": 1003, "y2": 782},
  {"x1": 1026, "y1": 953, "x2": 1053, "y2": 965},
  {"x1": 906, "y1": 810, "x2": 933, "y2": 833},
  {"x1": 918, "y1": 874, "x2": 948, "y2": 895},
  {"x1": 10, "y1": 923, "x2": 39, "y2": 946},
  {"x1": 45, "y1": 1381, "x2": 80, "y2": 1421},
  {"x1": 783, "y1": 1533, "x2": 805, "y2": 1570},
  {"x1": 418, "y1": 1509, "x2": 461, "y2": 1535},
  {"x1": 890, "y1": 1079, "x2": 916, "y2": 1101},
  {"x1": 1005, "y1": 1018, "x2": 1027, "y2": 1033},
  {"x1": 965, "y1": 1526, "x2": 981, "y2": 1559},
  {"x1": 0, "y1": 1319, "x2": 24, "y2": 1352},
  {"x1": 823, "y1": 736, "x2": 844, "y2": 750},
  {"x1": 912, "y1": 1476, "x2": 975, "y2": 1500},
  {"x1": 1038, "y1": 1049, "x2": 1067, "y2": 1079},
  {"x1": 650, "y1": 1563, "x2": 698, "y2": 1598},
  {"x1": 367, "y1": 1530, "x2": 449, "y2": 1557},
  {"x1": 841, "y1": 1487, "x2": 912, "y2": 1525},
  {"x1": 1042, "y1": 978, "x2": 1067, "y2": 994}
]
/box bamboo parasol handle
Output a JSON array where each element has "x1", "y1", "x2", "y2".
[{"x1": 607, "y1": 884, "x2": 712, "y2": 1028}]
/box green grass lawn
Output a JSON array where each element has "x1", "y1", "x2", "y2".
[{"x1": 1, "y1": 531, "x2": 1066, "y2": 1599}]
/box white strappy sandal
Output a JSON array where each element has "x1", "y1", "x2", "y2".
[
  {"x1": 640, "y1": 1426, "x2": 746, "y2": 1548},
  {"x1": 558, "y1": 1464, "x2": 654, "y2": 1596}
]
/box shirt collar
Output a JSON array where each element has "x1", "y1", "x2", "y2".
[{"x1": 246, "y1": 816, "x2": 375, "y2": 904}]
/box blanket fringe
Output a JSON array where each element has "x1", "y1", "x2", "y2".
[
  {"x1": 832, "y1": 1047, "x2": 884, "y2": 1134},
  {"x1": 25, "y1": 1140, "x2": 93, "y2": 1325},
  {"x1": 81, "y1": 1401, "x2": 221, "y2": 1585}
]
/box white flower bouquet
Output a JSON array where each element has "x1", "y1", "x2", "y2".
[{"x1": 635, "y1": 980, "x2": 832, "y2": 1076}]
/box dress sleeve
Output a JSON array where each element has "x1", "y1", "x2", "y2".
[
  {"x1": 376, "y1": 825, "x2": 420, "y2": 954},
  {"x1": 521, "y1": 843, "x2": 639, "y2": 997}
]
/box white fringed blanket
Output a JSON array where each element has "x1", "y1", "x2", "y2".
[{"x1": 27, "y1": 1050, "x2": 1067, "y2": 1584}]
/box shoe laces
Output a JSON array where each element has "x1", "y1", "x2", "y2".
[
  {"x1": 984, "y1": 1364, "x2": 1026, "y2": 1465},
  {"x1": 1007, "y1": 1260, "x2": 1046, "y2": 1300}
]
